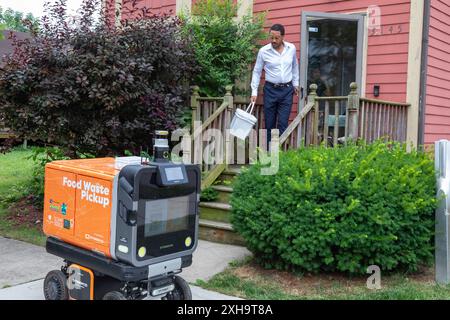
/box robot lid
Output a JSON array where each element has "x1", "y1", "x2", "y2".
[{"x1": 46, "y1": 156, "x2": 146, "y2": 180}]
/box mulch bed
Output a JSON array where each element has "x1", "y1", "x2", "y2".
[
  {"x1": 232, "y1": 260, "x2": 435, "y2": 296},
  {"x1": 6, "y1": 196, "x2": 43, "y2": 228}
]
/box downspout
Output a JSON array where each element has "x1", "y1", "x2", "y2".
[{"x1": 418, "y1": 0, "x2": 431, "y2": 148}]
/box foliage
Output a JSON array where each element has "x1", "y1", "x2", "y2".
[
  {"x1": 0, "y1": 7, "x2": 39, "y2": 33},
  {"x1": 200, "y1": 186, "x2": 219, "y2": 202},
  {"x1": 181, "y1": 0, "x2": 266, "y2": 96},
  {"x1": 27, "y1": 147, "x2": 80, "y2": 207},
  {"x1": 230, "y1": 141, "x2": 438, "y2": 275},
  {"x1": 0, "y1": 0, "x2": 198, "y2": 157}
]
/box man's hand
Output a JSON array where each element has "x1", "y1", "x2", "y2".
[
  {"x1": 251, "y1": 96, "x2": 257, "y2": 104},
  {"x1": 294, "y1": 87, "x2": 300, "y2": 97}
]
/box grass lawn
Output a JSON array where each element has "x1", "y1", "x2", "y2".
[
  {"x1": 196, "y1": 258, "x2": 450, "y2": 300},
  {"x1": 0, "y1": 148, "x2": 46, "y2": 246}
]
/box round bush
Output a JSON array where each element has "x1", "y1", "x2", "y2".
[{"x1": 230, "y1": 141, "x2": 437, "y2": 274}]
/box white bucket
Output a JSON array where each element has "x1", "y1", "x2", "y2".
[{"x1": 230, "y1": 102, "x2": 257, "y2": 140}]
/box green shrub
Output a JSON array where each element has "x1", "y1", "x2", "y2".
[
  {"x1": 200, "y1": 186, "x2": 219, "y2": 202},
  {"x1": 230, "y1": 141, "x2": 438, "y2": 275},
  {"x1": 0, "y1": 7, "x2": 39, "y2": 32},
  {"x1": 27, "y1": 147, "x2": 95, "y2": 207},
  {"x1": 181, "y1": 0, "x2": 266, "y2": 96}
]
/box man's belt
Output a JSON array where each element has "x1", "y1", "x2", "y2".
[{"x1": 265, "y1": 81, "x2": 292, "y2": 88}]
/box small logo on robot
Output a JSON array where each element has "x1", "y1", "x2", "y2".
[
  {"x1": 49, "y1": 199, "x2": 60, "y2": 212},
  {"x1": 61, "y1": 203, "x2": 67, "y2": 215},
  {"x1": 85, "y1": 233, "x2": 105, "y2": 244}
]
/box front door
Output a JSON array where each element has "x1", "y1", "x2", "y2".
[{"x1": 300, "y1": 11, "x2": 364, "y2": 109}]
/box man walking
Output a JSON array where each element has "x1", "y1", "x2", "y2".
[{"x1": 251, "y1": 24, "x2": 299, "y2": 148}]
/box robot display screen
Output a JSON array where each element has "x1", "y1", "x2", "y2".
[
  {"x1": 165, "y1": 166, "x2": 184, "y2": 181},
  {"x1": 144, "y1": 196, "x2": 190, "y2": 237}
]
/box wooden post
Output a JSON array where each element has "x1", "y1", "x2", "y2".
[
  {"x1": 334, "y1": 101, "x2": 339, "y2": 147},
  {"x1": 323, "y1": 101, "x2": 329, "y2": 147},
  {"x1": 297, "y1": 85, "x2": 317, "y2": 149},
  {"x1": 308, "y1": 83, "x2": 318, "y2": 105},
  {"x1": 191, "y1": 85, "x2": 200, "y2": 126},
  {"x1": 224, "y1": 85, "x2": 233, "y2": 170},
  {"x1": 303, "y1": 84, "x2": 317, "y2": 147},
  {"x1": 190, "y1": 85, "x2": 201, "y2": 167},
  {"x1": 224, "y1": 85, "x2": 234, "y2": 113},
  {"x1": 346, "y1": 82, "x2": 360, "y2": 143},
  {"x1": 307, "y1": 84, "x2": 319, "y2": 146}
]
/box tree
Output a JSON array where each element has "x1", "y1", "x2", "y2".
[
  {"x1": 0, "y1": 7, "x2": 39, "y2": 32},
  {"x1": 181, "y1": 0, "x2": 266, "y2": 96},
  {"x1": 0, "y1": 0, "x2": 199, "y2": 157}
]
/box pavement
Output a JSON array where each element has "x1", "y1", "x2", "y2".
[{"x1": 0, "y1": 237, "x2": 251, "y2": 300}]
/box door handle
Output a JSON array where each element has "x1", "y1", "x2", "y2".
[{"x1": 119, "y1": 202, "x2": 137, "y2": 226}]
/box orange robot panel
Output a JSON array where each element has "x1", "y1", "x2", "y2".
[
  {"x1": 43, "y1": 160, "x2": 120, "y2": 258},
  {"x1": 74, "y1": 174, "x2": 113, "y2": 256},
  {"x1": 43, "y1": 168, "x2": 76, "y2": 239}
]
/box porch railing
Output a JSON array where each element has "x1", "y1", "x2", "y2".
[
  {"x1": 190, "y1": 86, "x2": 232, "y2": 190},
  {"x1": 189, "y1": 82, "x2": 410, "y2": 187},
  {"x1": 280, "y1": 82, "x2": 410, "y2": 149},
  {"x1": 190, "y1": 85, "x2": 269, "y2": 189},
  {"x1": 358, "y1": 97, "x2": 410, "y2": 143}
]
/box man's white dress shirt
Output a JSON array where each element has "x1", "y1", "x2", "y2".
[{"x1": 251, "y1": 41, "x2": 300, "y2": 97}]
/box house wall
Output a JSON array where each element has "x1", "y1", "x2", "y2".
[
  {"x1": 423, "y1": 0, "x2": 450, "y2": 144},
  {"x1": 114, "y1": 0, "x2": 412, "y2": 104},
  {"x1": 112, "y1": 0, "x2": 430, "y2": 145},
  {"x1": 137, "y1": 0, "x2": 177, "y2": 14},
  {"x1": 253, "y1": 0, "x2": 412, "y2": 122},
  {"x1": 110, "y1": 0, "x2": 176, "y2": 19}
]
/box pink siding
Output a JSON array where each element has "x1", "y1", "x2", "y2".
[
  {"x1": 135, "y1": 0, "x2": 176, "y2": 15},
  {"x1": 253, "y1": 0, "x2": 411, "y2": 121},
  {"x1": 117, "y1": 0, "x2": 176, "y2": 18},
  {"x1": 424, "y1": 0, "x2": 450, "y2": 144}
]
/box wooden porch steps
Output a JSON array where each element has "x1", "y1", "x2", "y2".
[
  {"x1": 211, "y1": 185, "x2": 233, "y2": 203},
  {"x1": 199, "y1": 219, "x2": 245, "y2": 246},
  {"x1": 214, "y1": 167, "x2": 241, "y2": 184},
  {"x1": 198, "y1": 166, "x2": 246, "y2": 245},
  {"x1": 199, "y1": 201, "x2": 231, "y2": 223}
]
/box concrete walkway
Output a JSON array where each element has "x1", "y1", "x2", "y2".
[
  {"x1": 0, "y1": 237, "x2": 251, "y2": 300},
  {"x1": 0, "y1": 237, "x2": 63, "y2": 288},
  {"x1": 0, "y1": 279, "x2": 240, "y2": 300}
]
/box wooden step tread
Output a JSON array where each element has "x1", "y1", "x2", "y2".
[
  {"x1": 199, "y1": 219, "x2": 234, "y2": 231},
  {"x1": 211, "y1": 185, "x2": 233, "y2": 193},
  {"x1": 223, "y1": 167, "x2": 244, "y2": 175},
  {"x1": 199, "y1": 202, "x2": 232, "y2": 211},
  {"x1": 222, "y1": 170, "x2": 240, "y2": 176}
]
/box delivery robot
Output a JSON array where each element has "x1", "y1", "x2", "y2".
[{"x1": 42, "y1": 131, "x2": 200, "y2": 300}]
